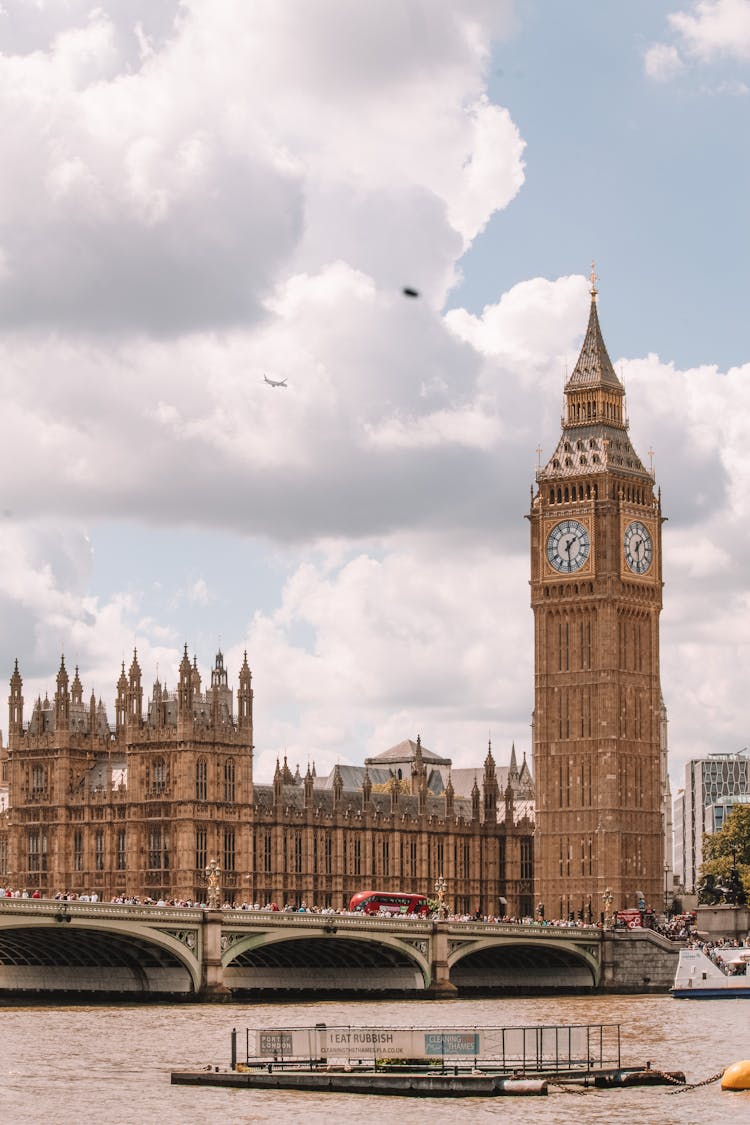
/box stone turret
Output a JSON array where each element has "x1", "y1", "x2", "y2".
[
  {"x1": 411, "y1": 734, "x2": 427, "y2": 813},
  {"x1": 273, "y1": 759, "x2": 283, "y2": 806},
  {"x1": 333, "y1": 764, "x2": 344, "y2": 807},
  {"x1": 237, "y1": 651, "x2": 252, "y2": 736},
  {"x1": 177, "y1": 645, "x2": 194, "y2": 722},
  {"x1": 362, "y1": 766, "x2": 372, "y2": 805},
  {"x1": 471, "y1": 775, "x2": 480, "y2": 822},
  {"x1": 71, "y1": 666, "x2": 83, "y2": 707},
  {"x1": 211, "y1": 649, "x2": 228, "y2": 690},
  {"x1": 504, "y1": 780, "x2": 515, "y2": 827},
  {"x1": 389, "y1": 773, "x2": 400, "y2": 814},
  {"x1": 445, "y1": 771, "x2": 454, "y2": 818},
  {"x1": 8, "y1": 659, "x2": 23, "y2": 739},
  {"x1": 151, "y1": 676, "x2": 165, "y2": 728},
  {"x1": 115, "y1": 662, "x2": 128, "y2": 733},
  {"x1": 303, "y1": 763, "x2": 314, "y2": 808},
  {"x1": 210, "y1": 649, "x2": 230, "y2": 724},
  {"x1": 127, "y1": 650, "x2": 143, "y2": 725},
  {"x1": 483, "y1": 741, "x2": 499, "y2": 821},
  {"x1": 54, "y1": 656, "x2": 70, "y2": 729},
  {"x1": 509, "y1": 741, "x2": 519, "y2": 783}
]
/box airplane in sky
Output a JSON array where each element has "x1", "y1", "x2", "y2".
[{"x1": 264, "y1": 374, "x2": 288, "y2": 388}]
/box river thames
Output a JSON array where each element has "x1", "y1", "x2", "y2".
[{"x1": 3, "y1": 993, "x2": 748, "y2": 1124}]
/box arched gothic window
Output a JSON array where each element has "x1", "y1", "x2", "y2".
[
  {"x1": 224, "y1": 758, "x2": 236, "y2": 803},
  {"x1": 152, "y1": 757, "x2": 166, "y2": 793},
  {"x1": 196, "y1": 758, "x2": 207, "y2": 801}
]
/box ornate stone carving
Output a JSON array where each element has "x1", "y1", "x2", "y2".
[
  {"x1": 220, "y1": 931, "x2": 245, "y2": 952},
  {"x1": 401, "y1": 939, "x2": 428, "y2": 957},
  {"x1": 163, "y1": 928, "x2": 198, "y2": 950}
]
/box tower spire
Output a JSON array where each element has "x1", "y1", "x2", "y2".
[
  {"x1": 537, "y1": 277, "x2": 651, "y2": 480},
  {"x1": 566, "y1": 279, "x2": 620, "y2": 393}
]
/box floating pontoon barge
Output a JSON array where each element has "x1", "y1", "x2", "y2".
[{"x1": 171, "y1": 1022, "x2": 685, "y2": 1097}]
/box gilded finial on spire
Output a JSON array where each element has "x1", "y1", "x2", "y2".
[{"x1": 589, "y1": 260, "x2": 598, "y2": 301}]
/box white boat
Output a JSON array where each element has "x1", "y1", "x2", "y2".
[{"x1": 672, "y1": 946, "x2": 750, "y2": 999}]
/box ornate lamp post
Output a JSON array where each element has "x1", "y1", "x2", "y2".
[
  {"x1": 205, "y1": 857, "x2": 222, "y2": 910},
  {"x1": 664, "y1": 862, "x2": 671, "y2": 916},
  {"x1": 601, "y1": 886, "x2": 614, "y2": 929},
  {"x1": 434, "y1": 874, "x2": 448, "y2": 919}
]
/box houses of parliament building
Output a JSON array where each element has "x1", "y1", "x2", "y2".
[
  {"x1": 0, "y1": 646, "x2": 535, "y2": 916},
  {"x1": 0, "y1": 277, "x2": 667, "y2": 919}
]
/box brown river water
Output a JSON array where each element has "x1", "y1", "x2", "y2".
[{"x1": 3, "y1": 993, "x2": 749, "y2": 1125}]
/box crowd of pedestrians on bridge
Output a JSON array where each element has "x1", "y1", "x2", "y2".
[
  {"x1": 651, "y1": 912, "x2": 696, "y2": 941},
  {"x1": 0, "y1": 889, "x2": 698, "y2": 941}
]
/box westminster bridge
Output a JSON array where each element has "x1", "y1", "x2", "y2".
[{"x1": 0, "y1": 900, "x2": 679, "y2": 998}]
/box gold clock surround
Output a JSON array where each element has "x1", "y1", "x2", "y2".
[
  {"x1": 620, "y1": 516, "x2": 657, "y2": 581},
  {"x1": 543, "y1": 516, "x2": 594, "y2": 578}
]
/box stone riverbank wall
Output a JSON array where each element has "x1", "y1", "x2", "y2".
[{"x1": 600, "y1": 929, "x2": 680, "y2": 993}]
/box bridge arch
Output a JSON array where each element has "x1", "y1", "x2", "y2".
[
  {"x1": 0, "y1": 916, "x2": 201, "y2": 994},
  {"x1": 448, "y1": 937, "x2": 599, "y2": 991},
  {"x1": 223, "y1": 928, "x2": 431, "y2": 992}
]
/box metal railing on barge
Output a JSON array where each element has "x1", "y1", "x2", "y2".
[{"x1": 233, "y1": 1022, "x2": 622, "y2": 1075}]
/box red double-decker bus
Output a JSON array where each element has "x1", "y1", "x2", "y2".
[{"x1": 348, "y1": 891, "x2": 430, "y2": 916}]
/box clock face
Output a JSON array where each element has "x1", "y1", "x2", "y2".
[
  {"x1": 546, "y1": 519, "x2": 591, "y2": 574},
  {"x1": 624, "y1": 520, "x2": 653, "y2": 574}
]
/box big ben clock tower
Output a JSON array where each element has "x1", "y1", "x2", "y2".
[{"x1": 530, "y1": 269, "x2": 664, "y2": 919}]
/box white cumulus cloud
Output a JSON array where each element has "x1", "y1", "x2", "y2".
[
  {"x1": 644, "y1": 43, "x2": 686, "y2": 81},
  {"x1": 645, "y1": 0, "x2": 750, "y2": 82},
  {"x1": 670, "y1": 0, "x2": 750, "y2": 61}
]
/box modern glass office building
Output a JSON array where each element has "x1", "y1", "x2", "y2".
[{"x1": 673, "y1": 749, "x2": 749, "y2": 891}]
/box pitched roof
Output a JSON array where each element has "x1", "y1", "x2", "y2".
[
  {"x1": 365, "y1": 738, "x2": 451, "y2": 767},
  {"x1": 538, "y1": 292, "x2": 650, "y2": 484},
  {"x1": 565, "y1": 296, "x2": 622, "y2": 391},
  {"x1": 539, "y1": 423, "x2": 650, "y2": 481}
]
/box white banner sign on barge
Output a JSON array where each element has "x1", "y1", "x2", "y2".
[{"x1": 251, "y1": 1024, "x2": 612, "y2": 1067}]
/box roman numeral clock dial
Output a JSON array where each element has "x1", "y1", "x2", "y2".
[
  {"x1": 624, "y1": 520, "x2": 653, "y2": 575},
  {"x1": 546, "y1": 519, "x2": 590, "y2": 574}
]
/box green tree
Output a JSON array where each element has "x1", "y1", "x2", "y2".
[{"x1": 700, "y1": 804, "x2": 750, "y2": 902}]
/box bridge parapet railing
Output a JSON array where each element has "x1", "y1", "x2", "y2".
[
  {"x1": 219, "y1": 913, "x2": 603, "y2": 939},
  {"x1": 443, "y1": 921, "x2": 602, "y2": 940},
  {"x1": 221, "y1": 909, "x2": 433, "y2": 935},
  {"x1": 0, "y1": 901, "x2": 605, "y2": 938},
  {"x1": 0, "y1": 899, "x2": 201, "y2": 924}
]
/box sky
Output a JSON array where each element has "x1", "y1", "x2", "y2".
[{"x1": 0, "y1": 0, "x2": 748, "y2": 792}]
